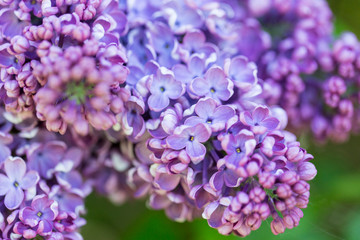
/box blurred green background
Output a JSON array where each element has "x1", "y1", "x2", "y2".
[{"x1": 81, "y1": 1, "x2": 360, "y2": 239}]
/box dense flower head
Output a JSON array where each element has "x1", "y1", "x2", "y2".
[
  {"x1": 33, "y1": 46, "x2": 129, "y2": 136},
  {"x1": 3, "y1": 0, "x2": 360, "y2": 238},
  {"x1": 111, "y1": 2, "x2": 317, "y2": 234},
  {"x1": 0, "y1": 0, "x2": 129, "y2": 135},
  {"x1": 0, "y1": 112, "x2": 91, "y2": 239},
  {"x1": 296, "y1": 32, "x2": 360, "y2": 142},
  {"x1": 132, "y1": 100, "x2": 316, "y2": 236}
]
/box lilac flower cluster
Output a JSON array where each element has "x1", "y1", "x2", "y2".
[
  {"x1": 0, "y1": 0, "x2": 129, "y2": 135},
  {"x1": 119, "y1": 0, "x2": 360, "y2": 142},
  {"x1": 0, "y1": 111, "x2": 90, "y2": 239},
  {"x1": 243, "y1": 0, "x2": 360, "y2": 142},
  {"x1": 0, "y1": 0, "x2": 131, "y2": 239},
  {"x1": 294, "y1": 32, "x2": 360, "y2": 142},
  {"x1": 121, "y1": 55, "x2": 316, "y2": 237},
  {"x1": 1, "y1": 0, "x2": 358, "y2": 238},
  {"x1": 115, "y1": 1, "x2": 317, "y2": 235}
]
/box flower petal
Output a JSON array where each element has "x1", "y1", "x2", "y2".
[
  {"x1": 207, "y1": 204, "x2": 225, "y2": 228},
  {"x1": 0, "y1": 174, "x2": 11, "y2": 195},
  {"x1": 20, "y1": 171, "x2": 39, "y2": 190},
  {"x1": 253, "y1": 106, "x2": 269, "y2": 123},
  {"x1": 5, "y1": 187, "x2": 24, "y2": 210},
  {"x1": 186, "y1": 141, "x2": 206, "y2": 163},
  {"x1": 190, "y1": 77, "x2": 208, "y2": 96},
  {"x1": 166, "y1": 81, "x2": 184, "y2": 99},
  {"x1": 5, "y1": 157, "x2": 26, "y2": 182},
  {"x1": 194, "y1": 98, "x2": 217, "y2": 119},
  {"x1": 149, "y1": 194, "x2": 171, "y2": 210},
  {"x1": 20, "y1": 206, "x2": 39, "y2": 227},
  {"x1": 184, "y1": 116, "x2": 204, "y2": 127},
  {"x1": 213, "y1": 105, "x2": 235, "y2": 123},
  {"x1": 155, "y1": 173, "x2": 181, "y2": 191},
  {"x1": 188, "y1": 55, "x2": 205, "y2": 77},
  {"x1": 261, "y1": 117, "x2": 280, "y2": 130},
  {"x1": 148, "y1": 93, "x2": 169, "y2": 112},
  {"x1": 167, "y1": 134, "x2": 188, "y2": 150},
  {"x1": 165, "y1": 203, "x2": 187, "y2": 222},
  {"x1": 0, "y1": 144, "x2": 10, "y2": 165},
  {"x1": 193, "y1": 124, "x2": 211, "y2": 142}
]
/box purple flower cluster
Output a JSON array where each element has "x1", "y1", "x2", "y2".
[
  {"x1": 0, "y1": 0, "x2": 129, "y2": 135},
  {"x1": 243, "y1": 0, "x2": 360, "y2": 142},
  {"x1": 112, "y1": 1, "x2": 317, "y2": 235},
  {"x1": 123, "y1": 62, "x2": 316, "y2": 235},
  {"x1": 1, "y1": 0, "x2": 358, "y2": 238},
  {"x1": 295, "y1": 32, "x2": 360, "y2": 142},
  {"x1": 0, "y1": 112, "x2": 90, "y2": 239}
]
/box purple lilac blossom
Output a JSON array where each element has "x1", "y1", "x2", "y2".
[
  {"x1": 118, "y1": 1, "x2": 319, "y2": 235},
  {"x1": 0, "y1": 0, "x2": 130, "y2": 136},
  {"x1": 116, "y1": 5, "x2": 318, "y2": 234},
  {"x1": 1, "y1": 0, "x2": 355, "y2": 238},
  {"x1": 0, "y1": 105, "x2": 90, "y2": 239},
  {"x1": 147, "y1": 67, "x2": 184, "y2": 112},
  {"x1": 15, "y1": 194, "x2": 59, "y2": 238},
  {"x1": 0, "y1": 157, "x2": 39, "y2": 210}
]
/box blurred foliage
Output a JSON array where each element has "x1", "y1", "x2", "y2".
[
  {"x1": 328, "y1": 0, "x2": 360, "y2": 37},
  {"x1": 81, "y1": 1, "x2": 360, "y2": 239}
]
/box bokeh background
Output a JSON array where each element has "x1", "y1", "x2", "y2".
[{"x1": 81, "y1": 1, "x2": 360, "y2": 239}]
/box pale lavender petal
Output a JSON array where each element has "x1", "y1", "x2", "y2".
[
  {"x1": 0, "y1": 144, "x2": 10, "y2": 164},
  {"x1": 20, "y1": 171, "x2": 39, "y2": 190},
  {"x1": 205, "y1": 67, "x2": 226, "y2": 85},
  {"x1": 191, "y1": 185, "x2": 212, "y2": 208},
  {"x1": 155, "y1": 173, "x2": 181, "y2": 191},
  {"x1": 224, "y1": 169, "x2": 242, "y2": 187},
  {"x1": 40, "y1": 220, "x2": 53, "y2": 235},
  {"x1": 183, "y1": 30, "x2": 205, "y2": 49},
  {"x1": 190, "y1": 77, "x2": 208, "y2": 96},
  {"x1": 186, "y1": 141, "x2": 206, "y2": 161},
  {"x1": 166, "y1": 81, "x2": 184, "y2": 99},
  {"x1": 195, "y1": 98, "x2": 217, "y2": 119},
  {"x1": 188, "y1": 55, "x2": 205, "y2": 76},
  {"x1": 14, "y1": 222, "x2": 37, "y2": 239},
  {"x1": 242, "y1": 111, "x2": 254, "y2": 125},
  {"x1": 253, "y1": 107, "x2": 269, "y2": 123},
  {"x1": 148, "y1": 94, "x2": 170, "y2": 111},
  {"x1": 149, "y1": 194, "x2": 171, "y2": 209},
  {"x1": 0, "y1": 174, "x2": 11, "y2": 195},
  {"x1": 213, "y1": 105, "x2": 235, "y2": 123},
  {"x1": 216, "y1": 87, "x2": 233, "y2": 101},
  {"x1": 173, "y1": 64, "x2": 192, "y2": 83},
  {"x1": 165, "y1": 203, "x2": 186, "y2": 222},
  {"x1": 261, "y1": 117, "x2": 280, "y2": 129},
  {"x1": 193, "y1": 124, "x2": 211, "y2": 142},
  {"x1": 209, "y1": 171, "x2": 224, "y2": 192},
  {"x1": 31, "y1": 195, "x2": 49, "y2": 211},
  {"x1": 5, "y1": 157, "x2": 26, "y2": 181},
  {"x1": 229, "y1": 56, "x2": 256, "y2": 89},
  {"x1": 184, "y1": 116, "x2": 204, "y2": 126},
  {"x1": 5, "y1": 187, "x2": 24, "y2": 209},
  {"x1": 167, "y1": 134, "x2": 188, "y2": 150},
  {"x1": 226, "y1": 153, "x2": 245, "y2": 169}
]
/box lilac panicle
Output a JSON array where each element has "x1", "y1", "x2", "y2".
[
  {"x1": 0, "y1": 0, "x2": 130, "y2": 136},
  {"x1": 2, "y1": 0, "x2": 355, "y2": 238},
  {"x1": 116, "y1": 2, "x2": 318, "y2": 235},
  {"x1": 0, "y1": 105, "x2": 90, "y2": 239}
]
